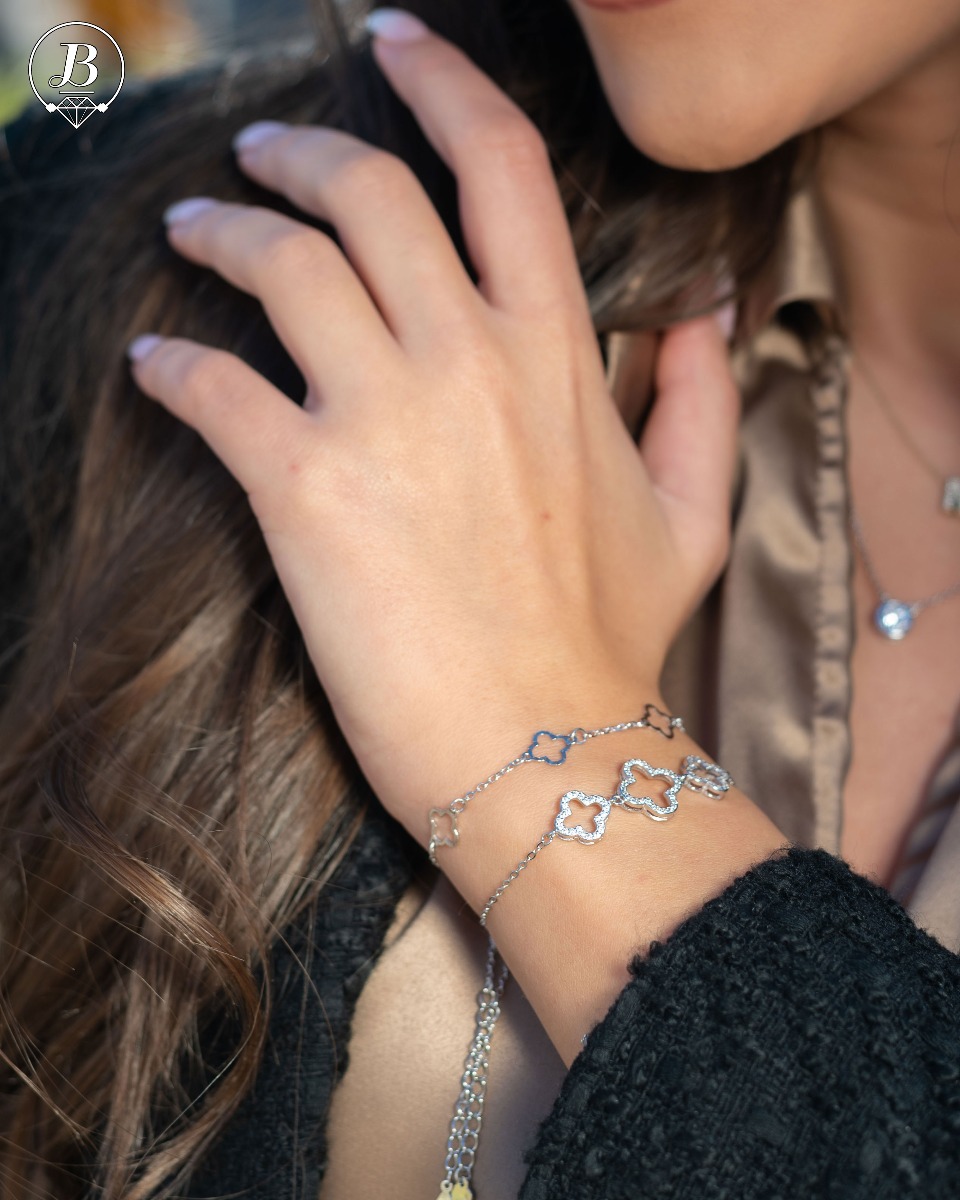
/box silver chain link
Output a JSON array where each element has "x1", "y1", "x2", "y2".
[
  {"x1": 428, "y1": 704, "x2": 685, "y2": 867},
  {"x1": 478, "y1": 751, "x2": 733, "y2": 926},
  {"x1": 849, "y1": 504, "x2": 960, "y2": 615},
  {"x1": 438, "y1": 937, "x2": 509, "y2": 1199},
  {"x1": 430, "y1": 702, "x2": 685, "y2": 1199}
]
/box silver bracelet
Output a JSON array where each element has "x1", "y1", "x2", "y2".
[
  {"x1": 427, "y1": 702, "x2": 685, "y2": 868},
  {"x1": 430, "y1": 702, "x2": 681, "y2": 1199},
  {"x1": 478, "y1": 751, "x2": 734, "y2": 926}
]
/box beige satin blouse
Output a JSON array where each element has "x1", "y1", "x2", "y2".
[{"x1": 604, "y1": 180, "x2": 960, "y2": 955}]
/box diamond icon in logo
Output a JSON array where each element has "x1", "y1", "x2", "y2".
[{"x1": 55, "y1": 94, "x2": 97, "y2": 128}]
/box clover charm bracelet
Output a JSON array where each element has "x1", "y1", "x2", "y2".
[
  {"x1": 477, "y1": 753, "x2": 734, "y2": 927},
  {"x1": 426, "y1": 703, "x2": 686, "y2": 867}
]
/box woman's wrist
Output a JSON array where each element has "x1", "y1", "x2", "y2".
[{"x1": 428, "y1": 692, "x2": 792, "y2": 1068}]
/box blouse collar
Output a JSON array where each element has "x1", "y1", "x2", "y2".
[{"x1": 736, "y1": 177, "x2": 849, "y2": 350}]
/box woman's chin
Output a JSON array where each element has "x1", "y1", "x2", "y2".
[{"x1": 610, "y1": 93, "x2": 808, "y2": 172}]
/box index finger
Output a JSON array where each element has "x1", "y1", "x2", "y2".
[{"x1": 368, "y1": 15, "x2": 594, "y2": 330}]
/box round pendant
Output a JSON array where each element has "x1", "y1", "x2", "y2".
[{"x1": 874, "y1": 598, "x2": 914, "y2": 640}]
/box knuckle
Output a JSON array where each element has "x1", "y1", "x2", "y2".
[
  {"x1": 176, "y1": 348, "x2": 238, "y2": 407},
  {"x1": 328, "y1": 146, "x2": 416, "y2": 202},
  {"x1": 257, "y1": 224, "x2": 339, "y2": 279},
  {"x1": 465, "y1": 111, "x2": 549, "y2": 172}
]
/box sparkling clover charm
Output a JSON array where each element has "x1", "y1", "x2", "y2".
[
  {"x1": 554, "y1": 791, "x2": 612, "y2": 844},
  {"x1": 640, "y1": 702, "x2": 684, "y2": 739},
  {"x1": 615, "y1": 758, "x2": 683, "y2": 822},
  {"x1": 428, "y1": 807, "x2": 459, "y2": 863},
  {"x1": 527, "y1": 730, "x2": 574, "y2": 764},
  {"x1": 679, "y1": 754, "x2": 734, "y2": 800}
]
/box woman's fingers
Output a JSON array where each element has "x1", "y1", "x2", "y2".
[
  {"x1": 230, "y1": 17, "x2": 592, "y2": 331},
  {"x1": 639, "y1": 314, "x2": 742, "y2": 585},
  {"x1": 163, "y1": 198, "x2": 404, "y2": 399},
  {"x1": 127, "y1": 335, "x2": 317, "y2": 515},
  {"x1": 160, "y1": 15, "x2": 600, "y2": 422},
  {"x1": 232, "y1": 123, "x2": 485, "y2": 355},
  {"x1": 366, "y1": 27, "x2": 592, "y2": 326}
]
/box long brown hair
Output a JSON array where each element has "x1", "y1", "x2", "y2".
[{"x1": 0, "y1": 1, "x2": 818, "y2": 1195}]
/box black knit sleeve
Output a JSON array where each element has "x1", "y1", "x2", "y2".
[{"x1": 517, "y1": 845, "x2": 960, "y2": 1199}]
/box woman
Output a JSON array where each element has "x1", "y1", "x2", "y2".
[{"x1": 0, "y1": 1, "x2": 958, "y2": 1197}]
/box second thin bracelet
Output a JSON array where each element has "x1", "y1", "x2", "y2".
[{"x1": 478, "y1": 750, "x2": 734, "y2": 925}]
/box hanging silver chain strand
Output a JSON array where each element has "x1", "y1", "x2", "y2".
[
  {"x1": 437, "y1": 936, "x2": 509, "y2": 1200},
  {"x1": 478, "y1": 832, "x2": 557, "y2": 928}
]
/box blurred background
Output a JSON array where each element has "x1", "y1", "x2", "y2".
[{"x1": 0, "y1": 0, "x2": 315, "y2": 124}]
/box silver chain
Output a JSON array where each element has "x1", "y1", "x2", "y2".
[
  {"x1": 478, "y1": 752, "x2": 733, "y2": 926},
  {"x1": 849, "y1": 503, "x2": 960, "y2": 616},
  {"x1": 477, "y1": 832, "x2": 557, "y2": 926},
  {"x1": 428, "y1": 703, "x2": 685, "y2": 867},
  {"x1": 438, "y1": 937, "x2": 509, "y2": 1200},
  {"x1": 430, "y1": 702, "x2": 686, "y2": 1199}
]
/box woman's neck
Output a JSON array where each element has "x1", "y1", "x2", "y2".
[{"x1": 813, "y1": 23, "x2": 960, "y2": 448}]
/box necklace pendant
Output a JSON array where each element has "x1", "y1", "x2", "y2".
[
  {"x1": 943, "y1": 476, "x2": 960, "y2": 515},
  {"x1": 874, "y1": 598, "x2": 915, "y2": 640}
]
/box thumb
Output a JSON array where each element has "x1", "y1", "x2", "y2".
[{"x1": 638, "y1": 306, "x2": 741, "y2": 587}]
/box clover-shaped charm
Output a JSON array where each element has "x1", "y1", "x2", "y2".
[
  {"x1": 680, "y1": 754, "x2": 734, "y2": 800},
  {"x1": 554, "y1": 791, "x2": 612, "y2": 844},
  {"x1": 527, "y1": 730, "x2": 573, "y2": 765},
  {"x1": 640, "y1": 703, "x2": 684, "y2": 739},
  {"x1": 428, "y1": 806, "x2": 459, "y2": 863},
  {"x1": 615, "y1": 758, "x2": 683, "y2": 822}
]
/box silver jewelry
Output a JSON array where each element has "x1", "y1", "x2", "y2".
[
  {"x1": 852, "y1": 350, "x2": 960, "y2": 515},
  {"x1": 849, "y1": 502, "x2": 960, "y2": 639},
  {"x1": 436, "y1": 938, "x2": 509, "y2": 1200},
  {"x1": 429, "y1": 702, "x2": 689, "y2": 1200},
  {"x1": 478, "y1": 753, "x2": 734, "y2": 926},
  {"x1": 427, "y1": 703, "x2": 684, "y2": 867}
]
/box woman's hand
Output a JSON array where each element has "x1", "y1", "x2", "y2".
[{"x1": 126, "y1": 11, "x2": 740, "y2": 852}]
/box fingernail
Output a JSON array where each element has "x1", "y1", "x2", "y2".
[
  {"x1": 233, "y1": 119, "x2": 288, "y2": 153},
  {"x1": 364, "y1": 8, "x2": 429, "y2": 42},
  {"x1": 162, "y1": 196, "x2": 218, "y2": 226},
  {"x1": 711, "y1": 269, "x2": 738, "y2": 343},
  {"x1": 713, "y1": 298, "x2": 737, "y2": 343},
  {"x1": 127, "y1": 333, "x2": 163, "y2": 363}
]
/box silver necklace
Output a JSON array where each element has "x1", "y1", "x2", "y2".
[
  {"x1": 849, "y1": 503, "x2": 960, "y2": 639},
  {"x1": 853, "y1": 349, "x2": 960, "y2": 515}
]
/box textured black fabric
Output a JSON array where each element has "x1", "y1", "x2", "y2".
[
  {"x1": 518, "y1": 843, "x2": 960, "y2": 1199},
  {"x1": 182, "y1": 801, "x2": 419, "y2": 1200},
  {"x1": 184, "y1": 800, "x2": 960, "y2": 1199}
]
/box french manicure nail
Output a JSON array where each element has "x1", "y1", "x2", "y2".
[
  {"x1": 127, "y1": 333, "x2": 163, "y2": 363},
  {"x1": 233, "y1": 119, "x2": 288, "y2": 153},
  {"x1": 162, "y1": 196, "x2": 219, "y2": 226},
  {"x1": 364, "y1": 7, "x2": 429, "y2": 42}
]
